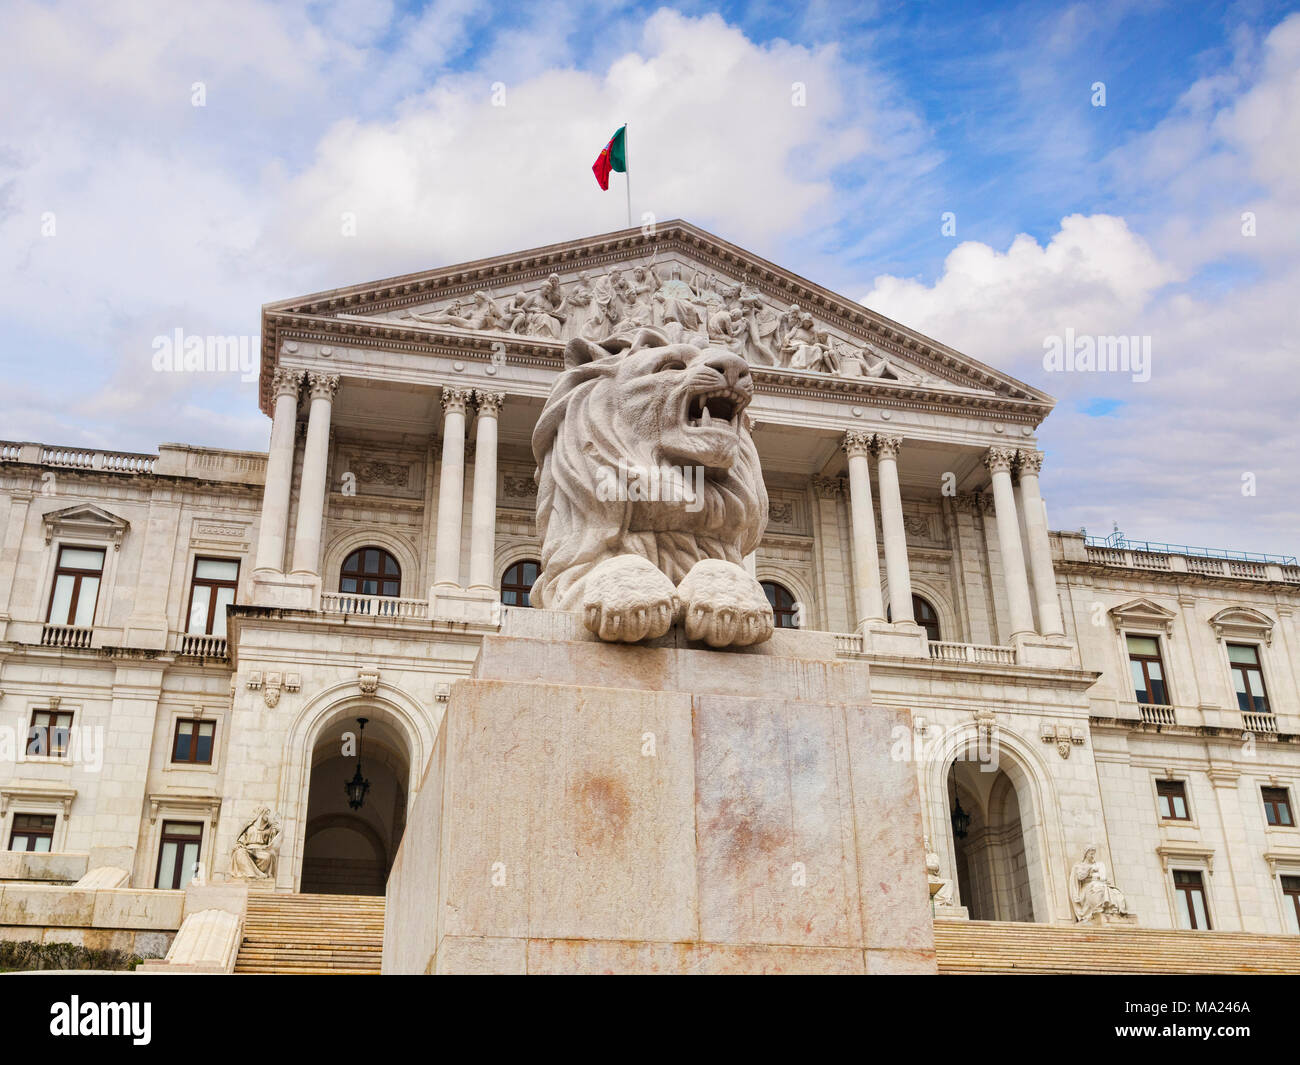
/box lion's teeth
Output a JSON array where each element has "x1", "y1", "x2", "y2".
[{"x1": 701, "y1": 405, "x2": 712, "y2": 425}]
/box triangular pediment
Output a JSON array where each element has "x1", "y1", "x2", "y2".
[
  {"x1": 260, "y1": 220, "x2": 1053, "y2": 419},
  {"x1": 41, "y1": 503, "x2": 130, "y2": 548},
  {"x1": 1109, "y1": 598, "x2": 1178, "y2": 635}
]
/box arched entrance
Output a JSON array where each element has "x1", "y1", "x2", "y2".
[
  {"x1": 948, "y1": 760, "x2": 1036, "y2": 922},
  {"x1": 300, "y1": 714, "x2": 410, "y2": 895}
]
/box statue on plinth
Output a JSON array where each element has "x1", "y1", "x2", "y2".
[
  {"x1": 531, "y1": 328, "x2": 772, "y2": 648},
  {"x1": 1070, "y1": 844, "x2": 1130, "y2": 921},
  {"x1": 230, "y1": 806, "x2": 281, "y2": 881}
]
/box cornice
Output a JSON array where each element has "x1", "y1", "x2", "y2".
[
  {"x1": 263, "y1": 314, "x2": 1054, "y2": 422},
  {"x1": 1057, "y1": 558, "x2": 1300, "y2": 595}
]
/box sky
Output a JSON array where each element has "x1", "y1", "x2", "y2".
[{"x1": 1, "y1": 0, "x2": 1297, "y2": 554}]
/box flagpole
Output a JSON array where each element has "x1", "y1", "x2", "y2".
[{"x1": 624, "y1": 121, "x2": 632, "y2": 229}]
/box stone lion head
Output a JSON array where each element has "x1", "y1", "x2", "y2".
[{"x1": 530, "y1": 328, "x2": 768, "y2": 611}]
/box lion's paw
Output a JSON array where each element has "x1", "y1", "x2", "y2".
[
  {"x1": 581, "y1": 555, "x2": 680, "y2": 643},
  {"x1": 676, "y1": 558, "x2": 774, "y2": 648}
]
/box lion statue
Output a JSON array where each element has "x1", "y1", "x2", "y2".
[{"x1": 530, "y1": 327, "x2": 774, "y2": 648}]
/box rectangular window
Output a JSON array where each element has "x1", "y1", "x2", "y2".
[
  {"x1": 186, "y1": 558, "x2": 240, "y2": 637},
  {"x1": 46, "y1": 546, "x2": 105, "y2": 627},
  {"x1": 154, "y1": 821, "x2": 203, "y2": 890},
  {"x1": 1228, "y1": 644, "x2": 1270, "y2": 714},
  {"x1": 1283, "y1": 876, "x2": 1300, "y2": 934},
  {"x1": 1127, "y1": 635, "x2": 1168, "y2": 704},
  {"x1": 1174, "y1": 869, "x2": 1211, "y2": 930},
  {"x1": 1157, "y1": 779, "x2": 1190, "y2": 820},
  {"x1": 172, "y1": 718, "x2": 215, "y2": 765},
  {"x1": 1263, "y1": 786, "x2": 1294, "y2": 827},
  {"x1": 9, "y1": 813, "x2": 57, "y2": 852},
  {"x1": 28, "y1": 709, "x2": 73, "y2": 758}
]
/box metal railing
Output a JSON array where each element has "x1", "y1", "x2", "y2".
[{"x1": 1084, "y1": 528, "x2": 1296, "y2": 566}]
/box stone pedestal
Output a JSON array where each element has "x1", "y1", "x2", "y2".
[{"x1": 383, "y1": 610, "x2": 936, "y2": 975}]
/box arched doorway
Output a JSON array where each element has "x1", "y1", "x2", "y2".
[
  {"x1": 300, "y1": 715, "x2": 410, "y2": 895},
  {"x1": 948, "y1": 759, "x2": 1036, "y2": 922}
]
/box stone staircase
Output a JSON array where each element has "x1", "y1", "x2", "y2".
[
  {"x1": 935, "y1": 918, "x2": 1300, "y2": 974},
  {"x1": 233, "y1": 892, "x2": 385, "y2": 975}
]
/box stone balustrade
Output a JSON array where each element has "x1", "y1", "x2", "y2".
[{"x1": 320, "y1": 592, "x2": 430, "y2": 619}]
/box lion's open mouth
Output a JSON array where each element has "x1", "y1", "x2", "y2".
[{"x1": 685, "y1": 387, "x2": 749, "y2": 430}]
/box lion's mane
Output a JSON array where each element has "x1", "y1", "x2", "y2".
[{"x1": 530, "y1": 333, "x2": 768, "y2": 610}]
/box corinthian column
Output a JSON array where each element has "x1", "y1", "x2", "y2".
[
  {"x1": 289, "y1": 372, "x2": 338, "y2": 576},
  {"x1": 842, "y1": 431, "x2": 884, "y2": 627},
  {"x1": 467, "y1": 390, "x2": 504, "y2": 593},
  {"x1": 1017, "y1": 450, "x2": 1065, "y2": 636},
  {"x1": 985, "y1": 447, "x2": 1035, "y2": 639},
  {"x1": 254, "y1": 368, "x2": 302, "y2": 575},
  {"x1": 875, "y1": 435, "x2": 914, "y2": 625},
  {"x1": 433, "y1": 388, "x2": 473, "y2": 591}
]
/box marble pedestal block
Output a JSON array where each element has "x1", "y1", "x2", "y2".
[{"x1": 383, "y1": 611, "x2": 936, "y2": 975}]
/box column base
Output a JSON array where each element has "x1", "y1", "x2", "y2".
[
  {"x1": 1012, "y1": 633, "x2": 1077, "y2": 669},
  {"x1": 250, "y1": 571, "x2": 320, "y2": 610},
  {"x1": 430, "y1": 584, "x2": 500, "y2": 625},
  {"x1": 859, "y1": 620, "x2": 928, "y2": 658}
]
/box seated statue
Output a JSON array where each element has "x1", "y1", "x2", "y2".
[
  {"x1": 924, "y1": 837, "x2": 955, "y2": 907},
  {"x1": 230, "y1": 806, "x2": 280, "y2": 880},
  {"x1": 1070, "y1": 845, "x2": 1130, "y2": 920}
]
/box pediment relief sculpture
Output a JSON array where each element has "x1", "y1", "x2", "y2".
[{"x1": 398, "y1": 255, "x2": 948, "y2": 387}]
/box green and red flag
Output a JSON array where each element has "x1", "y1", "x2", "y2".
[{"x1": 592, "y1": 125, "x2": 627, "y2": 190}]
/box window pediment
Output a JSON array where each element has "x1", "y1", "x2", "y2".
[
  {"x1": 1209, "y1": 606, "x2": 1274, "y2": 645},
  {"x1": 1109, "y1": 598, "x2": 1177, "y2": 635},
  {"x1": 41, "y1": 504, "x2": 130, "y2": 550}
]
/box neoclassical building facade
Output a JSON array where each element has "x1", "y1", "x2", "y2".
[{"x1": 2, "y1": 221, "x2": 1298, "y2": 935}]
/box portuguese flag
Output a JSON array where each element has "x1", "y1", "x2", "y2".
[{"x1": 592, "y1": 125, "x2": 627, "y2": 190}]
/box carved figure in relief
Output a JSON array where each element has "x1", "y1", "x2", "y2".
[
  {"x1": 531, "y1": 328, "x2": 771, "y2": 648},
  {"x1": 409, "y1": 290, "x2": 504, "y2": 331},
  {"x1": 781, "y1": 312, "x2": 832, "y2": 373}
]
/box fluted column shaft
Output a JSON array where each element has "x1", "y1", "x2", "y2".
[
  {"x1": 875, "y1": 435, "x2": 914, "y2": 624},
  {"x1": 289, "y1": 372, "x2": 338, "y2": 575},
  {"x1": 842, "y1": 431, "x2": 884, "y2": 627},
  {"x1": 434, "y1": 388, "x2": 473, "y2": 590},
  {"x1": 1017, "y1": 450, "x2": 1065, "y2": 636},
  {"x1": 986, "y1": 447, "x2": 1035, "y2": 638},
  {"x1": 254, "y1": 368, "x2": 302, "y2": 574},
  {"x1": 467, "y1": 391, "x2": 504, "y2": 592}
]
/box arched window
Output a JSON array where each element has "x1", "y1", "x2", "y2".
[
  {"x1": 888, "y1": 594, "x2": 942, "y2": 642},
  {"x1": 501, "y1": 559, "x2": 540, "y2": 607},
  {"x1": 761, "y1": 580, "x2": 800, "y2": 629},
  {"x1": 340, "y1": 547, "x2": 401, "y2": 597}
]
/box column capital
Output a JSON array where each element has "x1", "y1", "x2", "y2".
[
  {"x1": 1017, "y1": 449, "x2": 1044, "y2": 475},
  {"x1": 441, "y1": 387, "x2": 474, "y2": 415},
  {"x1": 473, "y1": 389, "x2": 506, "y2": 418},
  {"x1": 305, "y1": 372, "x2": 339, "y2": 401},
  {"x1": 841, "y1": 430, "x2": 874, "y2": 458},
  {"x1": 812, "y1": 475, "x2": 846, "y2": 498},
  {"x1": 984, "y1": 446, "x2": 1018, "y2": 473},
  {"x1": 271, "y1": 367, "x2": 303, "y2": 399},
  {"x1": 875, "y1": 434, "x2": 904, "y2": 460}
]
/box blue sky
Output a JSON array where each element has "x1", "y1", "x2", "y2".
[{"x1": 1, "y1": 0, "x2": 1297, "y2": 552}]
